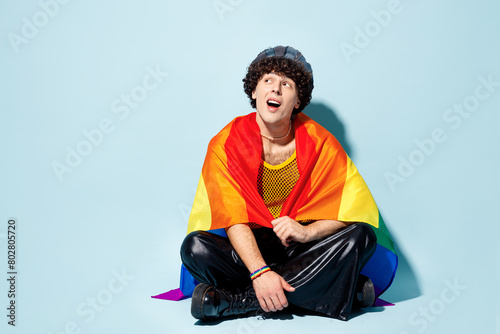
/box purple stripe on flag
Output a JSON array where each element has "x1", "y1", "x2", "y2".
[
  {"x1": 151, "y1": 288, "x2": 187, "y2": 301},
  {"x1": 374, "y1": 298, "x2": 395, "y2": 307}
]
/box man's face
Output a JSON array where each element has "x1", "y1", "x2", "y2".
[{"x1": 252, "y1": 72, "x2": 300, "y2": 126}]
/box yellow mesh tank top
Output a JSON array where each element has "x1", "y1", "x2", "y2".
[{"x1": 257, "y1": 151, "x2": 300, "y2": 219}]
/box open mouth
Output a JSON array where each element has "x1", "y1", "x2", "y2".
[{"x1": 267, "y1": 99, "x2": 281, "y2": 108}]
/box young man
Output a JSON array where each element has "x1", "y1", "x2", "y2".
[{"x1": 179, "y1": 46, "x2": 397, "y2": 321}]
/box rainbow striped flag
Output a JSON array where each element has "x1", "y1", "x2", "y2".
[{"x1": 153, "y1": 112, "x2": 397, "y2": 303}]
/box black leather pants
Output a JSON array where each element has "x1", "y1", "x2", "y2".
[{"x1": 180, "y1": 223, "x2": 376, "y2": 320}]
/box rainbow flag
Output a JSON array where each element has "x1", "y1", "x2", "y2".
[{"x1": 153, "y1": 112, "x2": 397, "y2": 303}]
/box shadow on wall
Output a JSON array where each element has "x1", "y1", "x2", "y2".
[
  {"x1": 304, "y1": 102, "x2": 354, "y2": 158},
  {"x1": 305, "y1": 102, "x2": 421, "y2": 303},
  {"x1": 388, "y1": 238, "x2": 422, "y2": 302}
]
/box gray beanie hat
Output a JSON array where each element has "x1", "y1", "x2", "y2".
[{"x1": 251, "y1": 45, "x2": 313, "y2": 85}]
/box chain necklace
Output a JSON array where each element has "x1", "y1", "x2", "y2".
[{"x1": 260, "y1": 121, "x2": 292, "y2": 141}]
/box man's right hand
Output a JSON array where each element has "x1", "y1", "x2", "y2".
[
  {"x1": 252, "y1": 271, "x2": 295, "y2": 312},
  {"x1": 225, "y1": 224, "x2": 295, "y2": 312}
]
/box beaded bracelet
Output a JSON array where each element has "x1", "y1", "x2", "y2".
[{"x1": 250, "y1": 266, "x2": 271, "y2": 280}]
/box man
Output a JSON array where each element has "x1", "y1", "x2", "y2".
[{"x1": 179, "y1": 46, "x2": 397, "y2": 321}]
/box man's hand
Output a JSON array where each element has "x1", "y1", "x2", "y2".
[
  {"x1": 272, "y1": 217, "x2": 350, "y2": 247},
  {"x1": 252, "y1": 271, "x2": 295, "y2": 312},
  {"x1": 271, "y1": 216, "x2": 310, "y2": 246}
]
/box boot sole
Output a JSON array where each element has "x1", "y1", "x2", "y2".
[
  {"x1": 361, "y1": 278, "x2": 375, "y2": 308},
  {"x1": 191, "y1": 283, "x2": 212, "y2": 320}
]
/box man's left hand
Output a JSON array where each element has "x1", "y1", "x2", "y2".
[{"x1": 271, "y1": 216, "x2": 310, "y2": 247}]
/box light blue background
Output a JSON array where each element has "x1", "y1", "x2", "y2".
[{"x1": 1, "y1": 1, "x2": 499, "y2": 333}]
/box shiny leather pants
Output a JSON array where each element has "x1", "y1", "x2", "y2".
[{"x1": 180, "y1": 223, "x2": 376, "y2": 320}]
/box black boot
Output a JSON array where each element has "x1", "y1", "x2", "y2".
[
  {"x1": 191, "y1": 283, "x2": 261, "y2": 320},
  {"x1": 353, "y1": 275, "x2": 375, "y2": 308}
]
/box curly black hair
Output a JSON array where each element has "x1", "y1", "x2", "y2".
[{"x1": 242, "y1": 57, "x2": 313, "y2": 114}]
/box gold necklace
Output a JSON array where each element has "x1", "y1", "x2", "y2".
[{"x1": 260, "y1": 121, "x2": 292, "y2": 141}]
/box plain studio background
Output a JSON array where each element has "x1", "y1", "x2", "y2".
[{"x1": 1, "y1": 1, "x2": 499, "y2": 333}]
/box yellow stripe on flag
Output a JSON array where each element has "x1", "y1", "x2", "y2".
[
  {"x1": 338, "y1": 157, "x2": 379, "y2": 228},
  {"x1": 187, "y1": 174, "x2": 212, "y2": 233}
]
